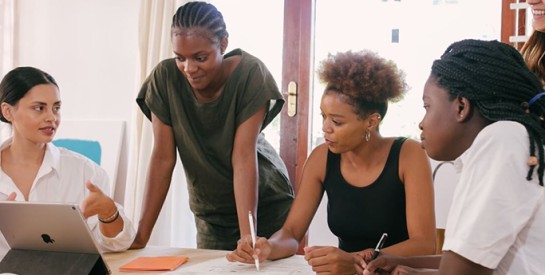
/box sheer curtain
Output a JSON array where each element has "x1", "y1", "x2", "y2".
[
  {"x1": 0, "y1": 0, "x2": 14, "y2": 142},
  {"x1": 124, "y1": 0, "x2": 196, "y2": 248}
]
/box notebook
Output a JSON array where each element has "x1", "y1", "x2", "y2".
[
  {"x1": 119, "y1": 256, "x2": 189, "y2": 271},
  {"x1": 0, "y1": 201, "x2": 111, "y2": 274}
]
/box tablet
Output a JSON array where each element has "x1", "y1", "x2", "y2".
[
  {"x1": 0, "y1": 201, "x2": 101, "y2": 254},
  {"x1": 0, "y1": 201, "x2": 111, "y2": 274}
]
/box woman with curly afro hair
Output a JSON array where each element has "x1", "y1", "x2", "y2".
[{"x1": 228, "y1": 50, "x2": 436, "y2": 275}]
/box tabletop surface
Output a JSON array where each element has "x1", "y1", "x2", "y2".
[{"x1": 103, "y1": 246, "x2": 314, "y2": 274}]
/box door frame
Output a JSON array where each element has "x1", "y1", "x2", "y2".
[{"x1": 280, "y1": 0, "x2": 314, "y2": 191}]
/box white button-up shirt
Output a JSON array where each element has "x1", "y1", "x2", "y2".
[
  {"x1": 443, "y1": 121, "x2": 545, "y2": 274},
  {"x1": 0, "y1": 139, "x2": 136, "y2": 259}
]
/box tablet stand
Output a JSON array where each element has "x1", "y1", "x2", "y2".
[{"x1": 0, "y1": 249, "x2": 109, "y2": 275}]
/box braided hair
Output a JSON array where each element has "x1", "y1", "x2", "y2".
[
  {"x1": 432, "y1": 39, "x2": 545, "y2": 186},
  {"x1": 171, "y1": 1, "x2": 228, "y2": 42}
]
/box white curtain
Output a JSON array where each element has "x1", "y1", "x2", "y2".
[
  {"x1": 124, "y1": 0, "x2": 196, "y2": 248},
  {"x1": 0, "y1": 0, "x2": 14, "y2": 143}
]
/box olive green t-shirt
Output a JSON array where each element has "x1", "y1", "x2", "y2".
[{"x1": 137, "y1": 49, "x2": 294, "y2": 228}]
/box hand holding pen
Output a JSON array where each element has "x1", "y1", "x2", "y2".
[
  {"x1": 248, "y1": 211, "x2": 260, "y2": 271},
  {"x1": 225, "y1": 222, "x2": 273, "y2": 266},
  {"x1": 371, "y1": 233, "x2": 388, "y2": 260},
  {"x1": 355, "y1": 233, "x2": 389, "y2": 275}
]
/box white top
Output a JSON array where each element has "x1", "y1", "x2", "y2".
[
  {"x1": 0, "y1": 139, "x2": 136, "y2": 259},
  {"x1": 443, "y1": 121, "x2": 545, "y2": 274}
]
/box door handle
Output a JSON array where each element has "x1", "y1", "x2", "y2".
[{"x1": 287, "y1": 81, "x2": 297, "y2": 117}]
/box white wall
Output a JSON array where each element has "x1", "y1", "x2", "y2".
[
  {"x1": 15, "y1": 0, "x2": 140, "y2": 202},
  {"x1": 308, "y1": 193, "x2": 337, "y2": 247},
  {"x1": 430, "y1": 159, "x2": 459, "y2": 229}
]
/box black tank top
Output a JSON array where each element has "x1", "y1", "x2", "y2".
[{"x1": 323, "y1": 137, "x2": 408, "y2": 252}]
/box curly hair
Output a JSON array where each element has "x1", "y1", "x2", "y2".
[{"x1": 317, "y1": 50, "x2": 407, "y2": 119}]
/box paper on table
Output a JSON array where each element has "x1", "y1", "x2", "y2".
[
  {"x1": 189, "y1": 255, "x2": 314, "y2": 274},
  {"x1": 119, "y1": 256, "x2": 189, "y2": 271}
]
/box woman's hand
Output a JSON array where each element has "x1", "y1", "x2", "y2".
[
  {"x1": 356, "y1": 253, "x2": 406, "y2": 275},
  {"x1": 130, "y1": 232, "x2": 150, "y2": 249},
  {"x1": 358, "y1": 248, "x2": 375, "y2": 262},
  {"x1": 79, "y1": 180, "x2": 116, "y2": 219},
  {"x1": 226, "y1": 235, "x2": 271, "y2": 264},
  {"x1": 6, "y1": 192, "x2": 16, "y2": 201},
  {"x1": 304, "y1": 246, "x2": 357, "y2": 275},
  {"x1": 354, "y1": 248, "x2": 375, "y2": 274},
  {"x1": 0, "y1": 192, "x2": 17, "y2": 201}
]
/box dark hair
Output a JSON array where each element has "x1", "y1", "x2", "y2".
[
  {"x1": 171, "y1": 1, "x2": 228, "y2": 42},
  {"x1": 0, "y1": 66, "x2": 58, "y2": 123},
  {"x1": 317, "y1": 50, "x2": 407, "y2": 120},
  {"x1": 432, "y1": 39, "x2": 545, "y2": 186},
  {"x1": 521, "y1": 31, "x2": 545, "y2": 84}
]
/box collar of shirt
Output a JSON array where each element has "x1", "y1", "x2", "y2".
[{"x1": 0, "y1": 138, "x2": 61, "y2": 199}]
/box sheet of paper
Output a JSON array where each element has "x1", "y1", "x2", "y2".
[{"x1": 180, "y1": 255, "x2": 314, "y2": 274}]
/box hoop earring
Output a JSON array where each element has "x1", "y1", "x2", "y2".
[{"x1": 365, "y1": 129, "x2": 370, "y2": 142}]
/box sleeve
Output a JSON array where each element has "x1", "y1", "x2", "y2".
[
  {"x1": 85, "y1": 163, "x2": 136, "y2": 252},
  {"x1": 235, "y1": 56, "x2": 284, "y2": 130},
  {"x1": 442, "y1": 122, "x2": 543, "y2": 269},
  {"x1": 136, "y1": 60, "x2": 173, "y2": 126}
]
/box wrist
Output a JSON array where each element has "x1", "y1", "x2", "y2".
[{"x1": 98, "y1": 207, "x2": 119, "y2": 224}]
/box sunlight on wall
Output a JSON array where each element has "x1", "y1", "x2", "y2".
[
  {"x1": 210, "y1": 0, "x2": 284, "y2": 150},
  {"x1": 312, "y1": 0, "x2": 501, "y2": 145}
]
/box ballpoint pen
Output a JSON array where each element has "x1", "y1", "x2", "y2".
[
  {"x1": 248, "y1": 211, "x2": 260, "y2": 271},
  {"x1": 371, "y1": 233, "x2": 388, "y2": 260}
]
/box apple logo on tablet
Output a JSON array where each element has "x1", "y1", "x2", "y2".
[{"x1": 41, "y1": 234, "x2": 55, "y2": 244}]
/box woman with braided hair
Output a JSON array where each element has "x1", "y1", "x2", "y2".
[
  {"x1": 359, "y1": 39, "x2": 545, "y2": 275},
  {"x1": 132, "y1": 1, "x2": 294, "y2": 250}
]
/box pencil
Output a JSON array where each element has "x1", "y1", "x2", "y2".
[{"x1": 248, "y1": 211, "x2": 260, "y2": 271}]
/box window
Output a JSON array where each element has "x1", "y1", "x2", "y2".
[{"x1": 311, "y1": 0, "x2": 502, "y2": 147}]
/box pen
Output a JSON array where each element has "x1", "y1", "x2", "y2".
[
  {"x1": 371, "y1": 233, "x2": 388, "y2": 260},
  {"x1": 248, "y1": 211, "x2": 260, "y2": 271}
]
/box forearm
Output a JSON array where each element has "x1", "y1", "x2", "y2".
[
  {"x1": 233, "y1": 158, "x2": 258, "y2": 237},
  {"x1": 90, "y1": 204, "x2": 136, "y2": 251},
  {"x1": 398, "y1": 255, "x2": 442, "y2": 270},
  {"x1": 137, "y1": 159, "x2": 175, "y2": 236},
  {"x1": 98, "y1": 200, "x2": 124, "y2": 237},
  {"x1": 99, "y1": 217, "x2": 124, "y2": 237},
  {"x1": 266, "y1": 229, "x2": 300, "y2": 260},
  {"x1": 380, "y1": 236, "x2": 436, "y2": 257}
]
